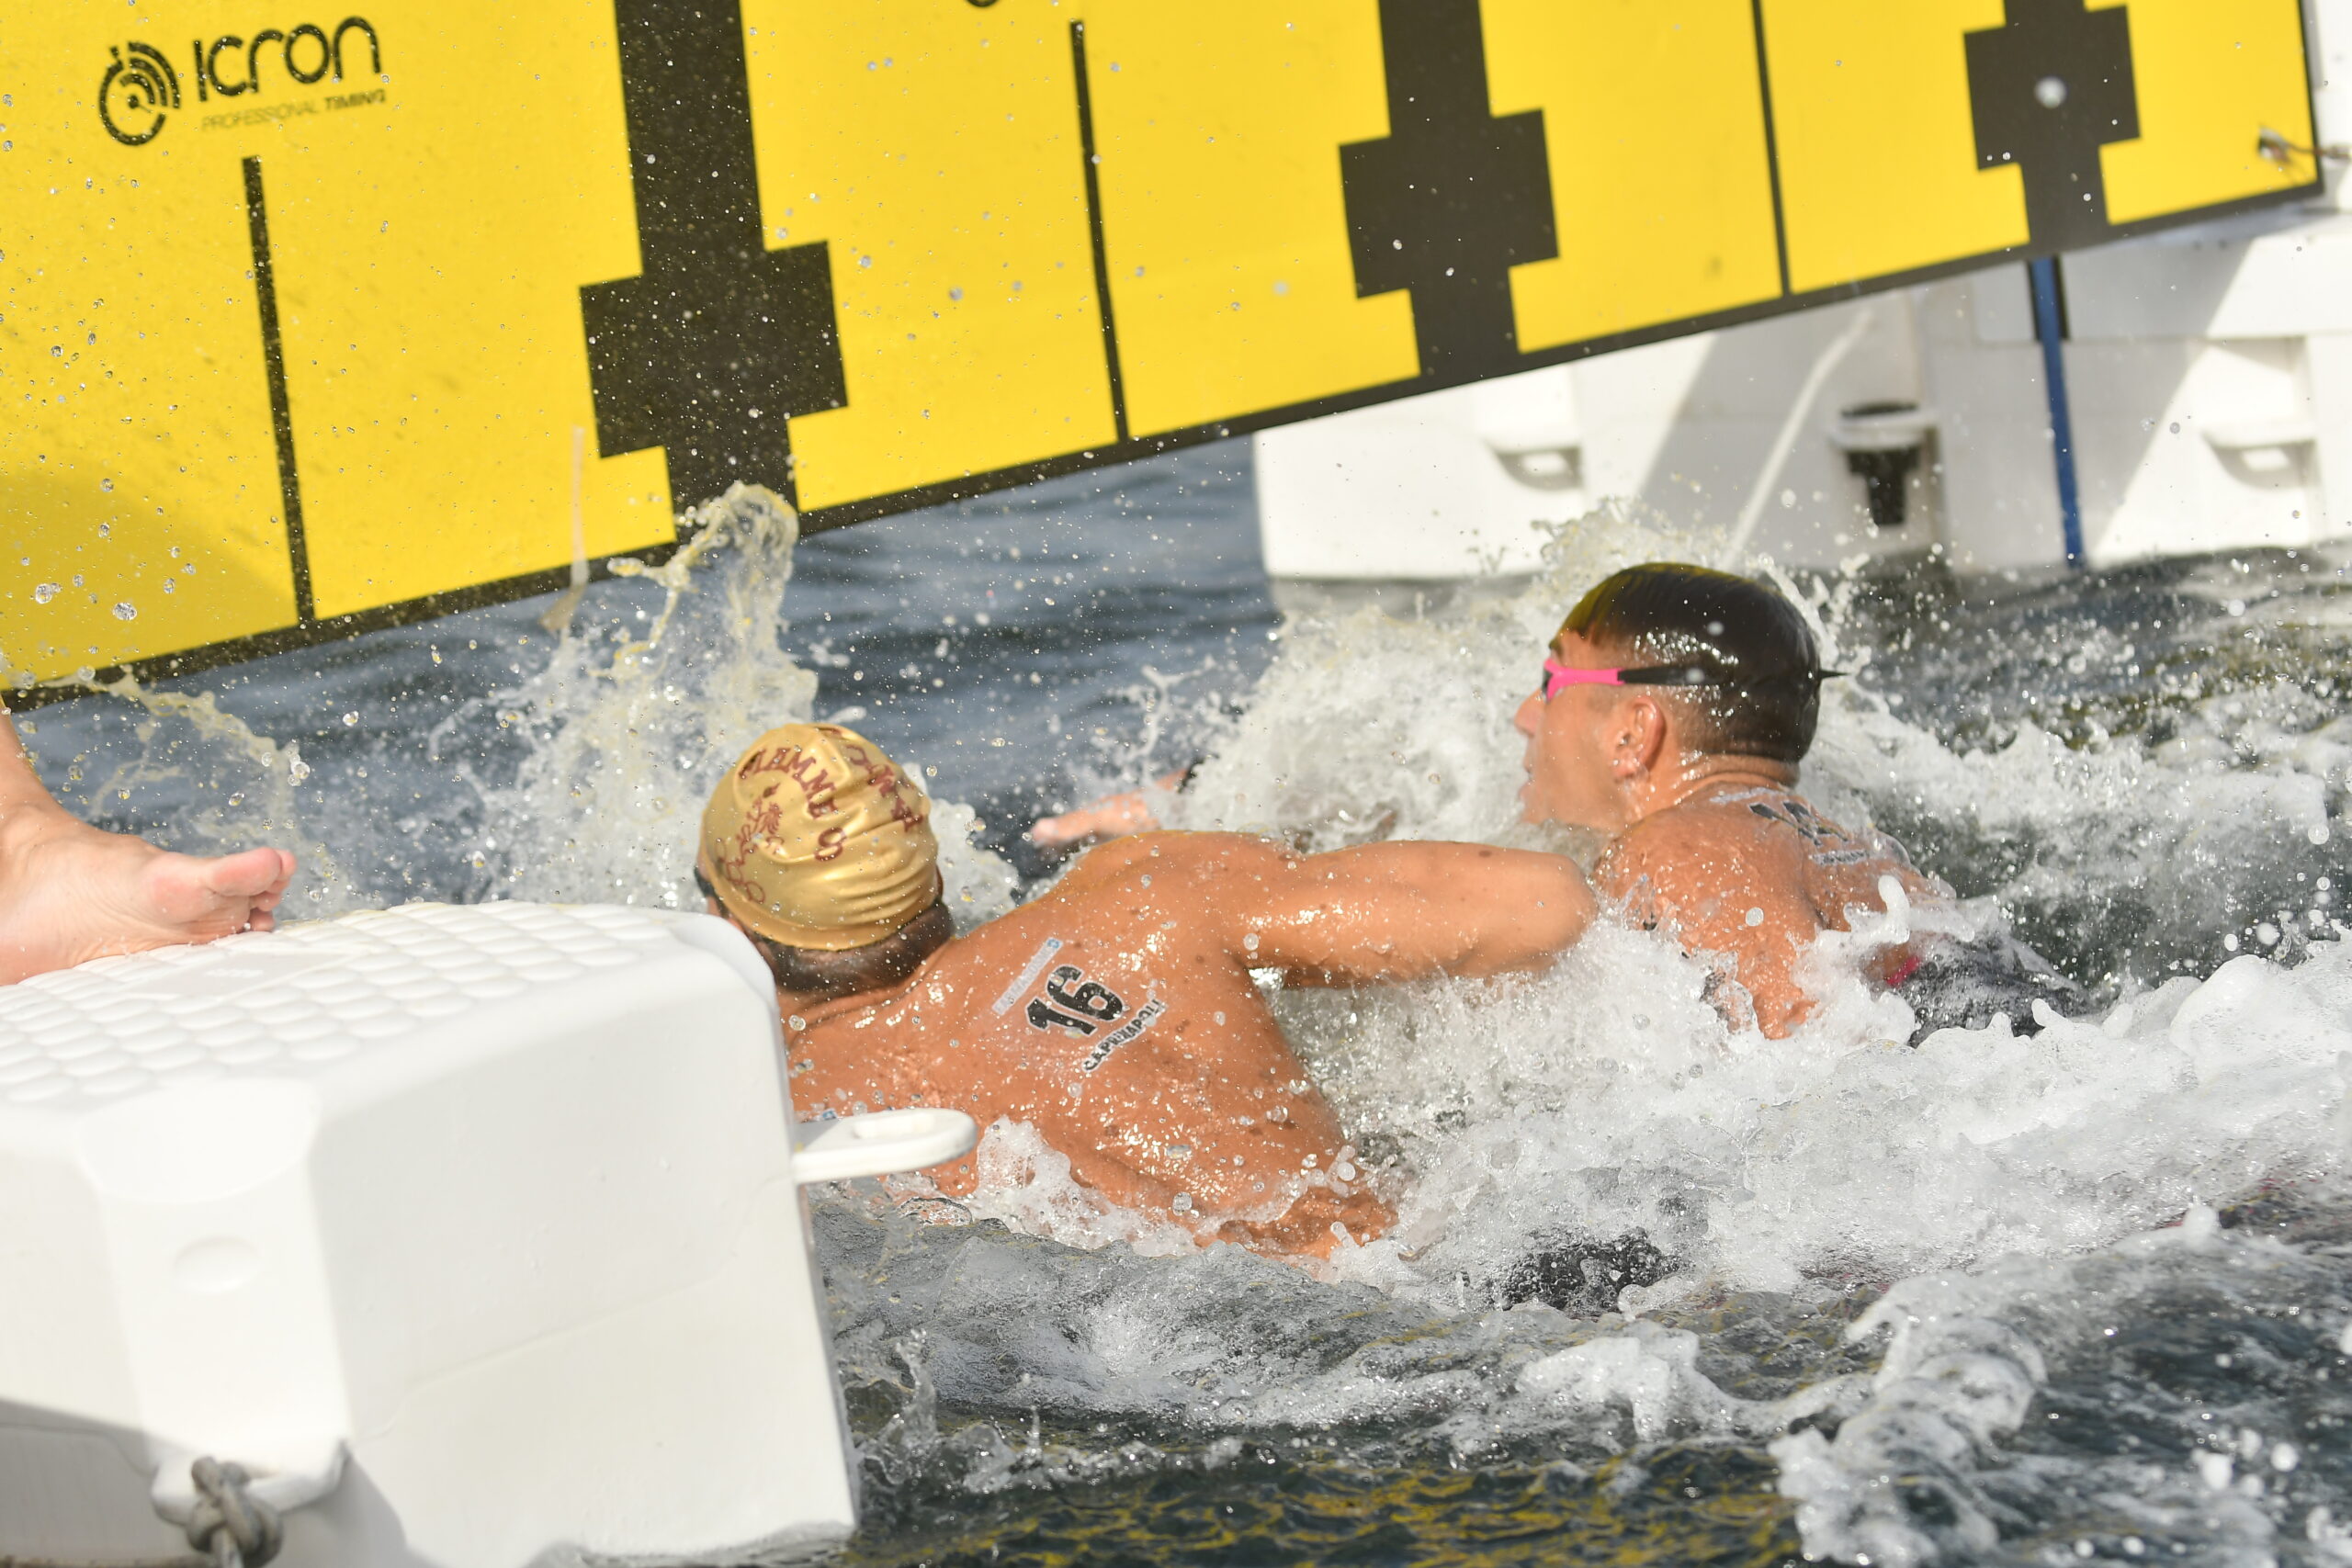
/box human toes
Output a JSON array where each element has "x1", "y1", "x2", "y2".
[
  {"x1": 201, "y1": 845, "x2": 296, "y2": 902},
  {"x1": 243, "y1": 848, "x2": 297, "y2": 929},
  {"x1": 143, "y1": 846, "x2": 293, "y2": 933}
]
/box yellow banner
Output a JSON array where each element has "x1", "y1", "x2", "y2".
[{"x1": 0, "y1": 0, "x2": 2320, "y2": 686}]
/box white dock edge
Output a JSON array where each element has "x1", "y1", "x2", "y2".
[{"x1": 0, "y1": 901, "x2": 976, "y2": 1568}]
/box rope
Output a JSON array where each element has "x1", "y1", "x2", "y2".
[
  {"x1": 0, "y1": 1457, "x2": 284, "y2": 1568},
  {"x1": 185, "y1": 1460, "x2": 283, "y2": 1568}
]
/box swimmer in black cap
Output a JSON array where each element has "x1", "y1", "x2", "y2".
[
  {"x1": 1037, "y1": 563, "x2": 2070, "y2": 1037},
  {"x1": 1513, "y1": 563, "x2": 1935, "y2": 1033},
  {"x1": 1524, "y1": 564, "x2": 2077, "y2": 1036}
]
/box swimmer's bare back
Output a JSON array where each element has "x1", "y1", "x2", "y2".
[
  {"x1": 783, "y1": 832, "x2": 1595, "y2": 1258},
  {"x1": 1596, "y1": 783, "x2": 1948, "y2": 1036}
]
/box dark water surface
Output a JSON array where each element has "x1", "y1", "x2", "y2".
[
  {"x1": 16, "y1": 450, "x2": 2352, "y2": 1568},
  {"x1": 15, "y1": 442, "x2": 1273, "y2": 902}
]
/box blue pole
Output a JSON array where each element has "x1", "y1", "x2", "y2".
[{"x1": 2028, "y1": 256, "x2": 2086, "y2": 566}]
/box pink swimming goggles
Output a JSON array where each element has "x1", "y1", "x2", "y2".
[
  {"x1": 1539, "y1": 655, "x2": 1841, "y2": 699},
  {"x1": 1539, "y1": 656, "x2": 1722, "y2": 698}
]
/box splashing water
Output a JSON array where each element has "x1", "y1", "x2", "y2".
[
  {"x1": 936, "y1": 505, "x2": 2352, "y2": 1563},
  {"x1": 447, "y1": 483, "x2": 1018, "y2": 927},
  {"x1": 16, "y1": 672, "x2": 358, "y2": 913},
  {"x1": 453, "y1": 480, "x2": 817, "y2": 906},
  {"x1": 18, "y1": 464, "x2": 2352, "y2": 1564}
]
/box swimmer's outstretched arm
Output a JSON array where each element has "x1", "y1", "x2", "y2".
[
  {"x1": 0, "y1": 712, "x2": 296, "y2": 985},
  {"x1": 1027, "y1": 770, "x2": 1183, "y2": 850},
  {"x1": 1028, "y1": 834, "x2": 1588, "y2": 1256},
  {"x1": 1218, "y1": 836, "x2": 1596, "y2": 986}
]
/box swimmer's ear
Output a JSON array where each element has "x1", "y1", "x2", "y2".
[{"x1": 1614, "y1": 696, "x2": 1671, "y2": 777}]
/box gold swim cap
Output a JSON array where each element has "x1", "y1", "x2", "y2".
[{"x1": 698, "y1": 723, "x2": 940, "y2": 952}]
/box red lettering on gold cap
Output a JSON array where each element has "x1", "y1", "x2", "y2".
[
  {"x1": 814, "y1": 826, "x2": 847, "y2": 862},
  {"x1": 713, "y1": 836, "x2": 765, "y2": 906},
  {"x1": 777, "y1": 756, "x2": 839, "y2": 815}
]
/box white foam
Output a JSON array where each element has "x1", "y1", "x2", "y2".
[
  {"x1": 39, "y1": 486, "x2": 2352, "y2": 1553},
  {"x1": 1770, "y1": 1207, "x2": 2331, "y2": 1567},
  {"x1": 1105, "y1": 509, "x2": 2351, "y2": 1295}
]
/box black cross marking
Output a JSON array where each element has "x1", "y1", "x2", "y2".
[
  {"x1": 1340, "y1": 0, "x2": 1555, "y2": 378},
  {"x1": 580, "y1": 0, "x2": 845, "y2": 512},
  {"x1": 1965, "y1": 0, "x2": 2139, "y2": 254}
]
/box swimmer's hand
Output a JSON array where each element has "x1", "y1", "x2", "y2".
[{"x1": 1028, "y1": 768, "x2": 1186, "y2": 849}]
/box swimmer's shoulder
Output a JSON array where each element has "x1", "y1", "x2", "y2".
[
  {"x1": 1602, "y1": 792, "x2": 1799, "y2": 868},
  {"x1": 1596, "y1": 795, "x2": 1809, "y2": 914},
  {"x1": 1020, "y1": 833, "x2": 1295, "y2": 973},
  {"x1": 1696, "y1": 784, "x2": 1935, "y2": 876},
  {"x1": 1675, "y1": 783, "x2": 1893, "y2": 859},
  {"x1": 1674, "y1": 786, "x2": 1949, "y2": 912},
  {"x1": 1054, "y1": 830, "x2": 1292, "y2": 897}
]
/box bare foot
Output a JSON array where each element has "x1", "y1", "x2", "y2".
[
  {"x1": 0, "y1": 802, "x2": 297, "y2": 985},
  {"x1": 1028, "y1": 789, "x2": 1161, "y2": 851}
]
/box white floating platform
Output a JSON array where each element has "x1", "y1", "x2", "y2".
[
  {"x1": 1257, "y1": 0, "x2": 2352, "y2": 585},
  {"x1": 0, "y1": 901, "x2": 972, "y2": 1567}
]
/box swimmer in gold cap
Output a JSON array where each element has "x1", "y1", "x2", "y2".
[{"x1": 697, "y1": 721, "x2": 1595, "y2": 1259}]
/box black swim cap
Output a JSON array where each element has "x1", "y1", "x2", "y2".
[{"x1": 1561, "y1": 563, "x2": 1826, "y2": 763}]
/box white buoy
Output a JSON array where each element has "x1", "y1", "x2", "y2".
[{"x1": 0, "y1": 901, "x2": 975, "y2": 1567}]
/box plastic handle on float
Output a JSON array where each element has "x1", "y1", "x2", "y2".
[{"x1": 792, "y1": 1108, "x2": 978, "y2": 1185}]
